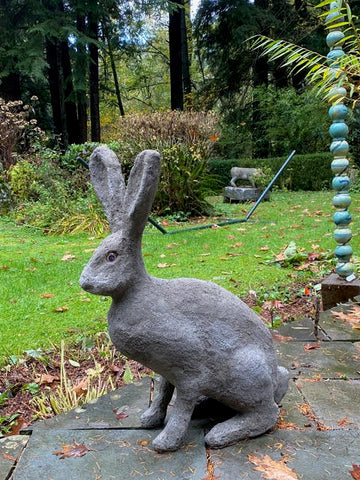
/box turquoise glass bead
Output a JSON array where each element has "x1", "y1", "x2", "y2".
[
  {"x1": 328, "y1": 87, "x2": 347, "y2": 101},
  {"x1": 329, "y1": 104, "x2": 348, "y2": 121},
  {"x1": 336, "y1": 261, "x2": 355, "y2": 277},
  {"x1": 327, "y1": 49, "x2": 345, "y2": 66},
  {"x1": 326, "y1": 30, "x2": 345, "y2": 48},
  {"x1": 329, "y1": 122, "x2": 348, "y2": 138},
  {"x1": 332, "y1": 175, "x2": 350, "y2": 191},
  {"x1": 326, "y1": 11, "x2": 344, "y2": 24},
  {"x1": 330, "y1": 140, "x2": 349, "y2": 156},
  {"x1": 333, "y1": 210, "x2": 351, "y2": 225},
  {"x1": 334, "y1": 228, "x2": 352, "y2": 244},
  {"x1": 332, "y1": 193, "x2": 351, "y2": 208},
  {"x1": 331, "y1": 158, "x2": 349, "y2": 174},
  {"x1": 335, "y1": 244, "x2": 353, "y2": 261}
]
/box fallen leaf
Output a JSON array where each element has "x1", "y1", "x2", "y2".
[
  {"x1": 304, "y1": 343, "x2": 321, "y2": 351},
  {"x1": 231, "y1": 242, "x2": 243, "y2": 248},
  {"x1": 53, "y1": 441, "x2": 94, "y2": 459},
  {"x1": 272, "y1": 333, "x2": 293, "y2": 342},
  {"x1": 332, "y1": 306, "x2": 360, "y2": 328},
  {"x1": 157, "y1": 263, "x2": 176, "y2": 268},
  {"x1": 53, "y1": 306, "x2": 69, "y2": 312},
  {"x1": 37, "y1": 374, "x2": 59, "y2": 385},
  {"x1": 0, "y1": 265, "x2": 10, "y2": 270},
  {"x1": 350, "y1": 464, "x2": 360, "y2": 480},
  {"x1": 113, "y1": 408, "x2": 129, "y2": 419},
  {"x1": 2, "y1": 452, "x2": 16, "y2": 461},
  {"x1": 40, "y1": 293, "x2": 54, "y2": 298},
  {"x1": 71, "y1": 379, "x2": 88, "y2": 396},
  {"x1": 260, "y1": 245, "x2": 269, "y2": 251},
  {"x1": 337, "y1": 417, "x2": 352, "y2": 427},
  {"x1": 137, "y1": 439, "x2": 150, "y2": 446},
  {"x1": 248, "y1": 453, "x2": 298, "y2": 479},
  {"x1": 228, "y1": 235, "x2": 235, "y2": 240},
  {"x1": 61, "y1": 254, "x2": 76, "y2": 261}
]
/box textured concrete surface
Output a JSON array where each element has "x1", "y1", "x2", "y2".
[
  {"x1": 9, "y1": 303, "x2": 360, "y2": 479},
  {"x1": 0, "y1": 435, "x2": 28, "y2": 480}
]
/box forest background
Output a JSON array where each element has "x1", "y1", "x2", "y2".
[{"x1": 1, "y1": 0, "x2": 358, "y2": 229}]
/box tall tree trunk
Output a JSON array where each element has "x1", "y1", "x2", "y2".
[
  {"x1": 0, "y1": 73, "x2": 21, "y2": 101},
  {"x1": 76, "y1": 13, "x2": 88, "y2": 143},
  {"x1": 103, "y1": 23, "x2": 125, "y2": 116},
  {"x1": 46, "y1": 38, "x2": 68, "y2": 150},
  {"x1": 169, "y1": 0, "x2": 184, "y2": 110},
  {"x1": 181, "y1": 1, "x2": 191, "y2": 102},
  {"x1": 60, "y1": 40, "x2": 80, "y2": 144},
  {"x1": 88, "y1": 8, "x2": 101, "y2": 142}
]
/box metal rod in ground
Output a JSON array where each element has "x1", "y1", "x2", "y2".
[{"x1": 245, "y1": 150, "x2": 296, "y2": 221}]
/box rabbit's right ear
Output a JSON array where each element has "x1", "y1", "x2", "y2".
[{"x1": 89, "y1": 146, "x2": 126, "y2": 232}]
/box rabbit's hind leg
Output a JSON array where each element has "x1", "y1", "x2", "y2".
[
  {"x1": 141, "y1": 376, "x2": 174, "y2": 428},
  {"x1": 151, "y1": 388, "x2": 198, "y2": 452},
  {"x1": 204, "y1": 400, "x2": 279, "y2": 449}
]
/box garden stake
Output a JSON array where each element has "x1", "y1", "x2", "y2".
[{"x1": 326, "y1": 1, "x2": 355, "y2": 279}]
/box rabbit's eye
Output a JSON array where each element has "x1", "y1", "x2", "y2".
[{"x1": 106, "y1": 251, "x2": 118, "y2": 262}]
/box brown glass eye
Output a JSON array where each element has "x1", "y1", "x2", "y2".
[{"x1": 106, "y1": 251, "x2": 118, "y2": 262}]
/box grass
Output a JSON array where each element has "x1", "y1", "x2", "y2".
[{"x1": 1, "y1": 191, "x2": 359, "y2": 364}]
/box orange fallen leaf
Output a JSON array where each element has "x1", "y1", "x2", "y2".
[
  {"x1": 350, "y1": 464, "x2": 360, "y2": 480},
  {"x1": 332, "y1": 305, "x2": 360, "y2": 328},
  {"x1": 0, "y1": 265, "x2": 10, "y2": 270},
  {"x1": 304, "y1": 343, "x2": 321, "y2": 351},
  {"x1": 337, "y1": 417, "x2": 352, "y2": 427},
  {"x1": 2, "y1": 452, "x2": 16, "y2": 461},
  {"x1": 248, "y1": 453, "x2": 298, "y2": 479},
  {"x1": 137, "y1": 439, "x2": 150, "y2": 446},
  {"x1": 41, "y1": 293, "x2": 54, "y2": 298},
  {"x1": 53, "y1": 441, "x2": 94, "y2": 459},
  {"x1": 272, "y1": 333, "x2": 293, "y2": 342}
]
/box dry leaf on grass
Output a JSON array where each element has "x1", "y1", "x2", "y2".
[{"x1": 248, "y1": 453, "x2": 298, "y2": 479}]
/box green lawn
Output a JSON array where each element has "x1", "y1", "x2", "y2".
[{"x1": 1, "y1": 191, "x2": 359, "y2": 363}]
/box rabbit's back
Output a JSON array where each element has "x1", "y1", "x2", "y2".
[{"x1": 108, "y1": 276, "x2": 278, "y2": 386}]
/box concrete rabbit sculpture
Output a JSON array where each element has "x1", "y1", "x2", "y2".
[{"x1": 80, "y1": 146, "x2": 289, "y2": 452}]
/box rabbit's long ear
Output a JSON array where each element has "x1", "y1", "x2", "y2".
[
  {"x1": 124, "y1": 150, "x2": 161, "y2": 237},
  {"x1": 89, "y1": 146, "x2": 126, "y2": 232}
]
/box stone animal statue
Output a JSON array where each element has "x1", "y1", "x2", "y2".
[
  {"x1": 80, "y1": 146, "x2": 288, "y2": 452},
  {"x1": 230, "y1": 167, "x2": 265, "y2": 188}
]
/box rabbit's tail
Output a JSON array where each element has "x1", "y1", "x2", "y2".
[{"x1": 274, "y1": 366, "x2": 289, "y2": 404}]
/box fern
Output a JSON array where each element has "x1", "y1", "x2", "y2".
[{"x1": 250, "y1": 0, "x2": 360, "y2": 108}]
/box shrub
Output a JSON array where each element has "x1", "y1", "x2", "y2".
[
  {"x1": 208, "y1": 152, "x2": 334, "y2": 191},
  {"x1": 8, "y1": 160, "x2": 38, "y2": 202},
  {"x1": 0, "y1": 97, "x2": 45, "y2": 171}
]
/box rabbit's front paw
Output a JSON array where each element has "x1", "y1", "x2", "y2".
[
  {"x1": 140, "y1": 407, "x2": 166, "y2": 428},
  {"x1": 152, "y1": 431, "x2": 182, "y2": 452}
]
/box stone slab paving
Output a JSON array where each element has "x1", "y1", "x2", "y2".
[
  {"x1": 0, "y1": 436, "x2": 28, "y2": 480},
  {"x1": 12, "y1": 429, "x2": 207, "y2": 480},
  {"x1": 276, "y1": 341, "x2": 360, "y2": 379},
  {"x1": 210, "y1": 430, "x2": 360, "y2": 479},
  {"x1": 297, "y1": 378, "x2": 360, "y2": 429},
  {"x1": 31, "y1": 378, "x2": 152, "y2": 431},
  {"x1": 9, "y1": 304, "x2": 360, "y2": 479}
]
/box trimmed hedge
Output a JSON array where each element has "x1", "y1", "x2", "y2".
[{"x1": 208, "y1": 152, "x2": 333, "y2": 191}]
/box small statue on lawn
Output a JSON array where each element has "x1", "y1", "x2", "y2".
[
  {"x1": 230, "y1": 166, "x2": 265, "y2": 188},
  {"x1": 80, "y1": 146, "x2": 288, "y2": 452}
]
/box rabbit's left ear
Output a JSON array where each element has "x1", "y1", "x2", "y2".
[{"x1": 124, "y1": 150, "x2": 161, "y2": 237}]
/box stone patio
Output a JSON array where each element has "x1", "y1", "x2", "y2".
[{"x1": 4, "y1": 303, "x2": 360, "y2": 480}]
